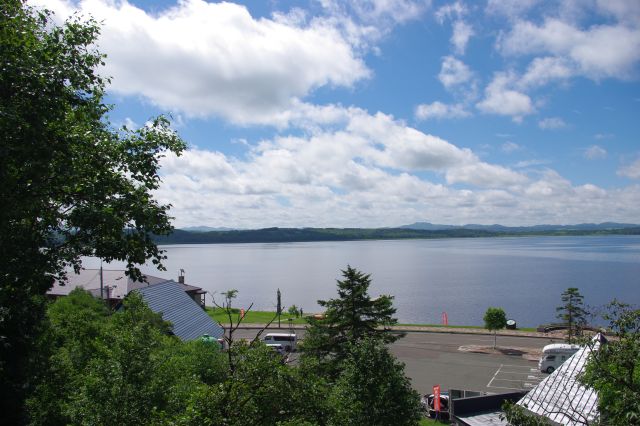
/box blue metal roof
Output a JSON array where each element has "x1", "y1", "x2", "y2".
[{"x1": 136, "y1": 280, "x2": 224, "y2": 341}]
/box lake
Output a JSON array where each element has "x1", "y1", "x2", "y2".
[{"x1": 82, "y1": 235, "x2": 640, "y2": 327}]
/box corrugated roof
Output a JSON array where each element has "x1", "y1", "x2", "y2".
[
  {"x1": 49, "y1": 269, "x2": 203, "y2": 300},
  {"x1": 136, "y1": 280, "x2": 224, "y2": 341},
  {"x1": 517, "y1": 335, "x2": 604, "y2": 425}
]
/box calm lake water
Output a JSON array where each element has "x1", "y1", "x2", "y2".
[{"x1": 83, "y1": 235, "x2": 640, "y2": 327}]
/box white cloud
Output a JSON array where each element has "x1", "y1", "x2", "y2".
[
  {"x1": 434, "y1": 1, "x2": 467, "y2": 24},
  {"x1": 485, "y1": 0, "x2": 539, "y2": 20},
  {"x1": 348, "y1": 0, "x2": 430, "y2": 25},
  {"x1": 476, "y1": 73, "x2": 534, "y2": 121},
  {"x1": 501, "y1": 142, "x2": 521, "y2": 153},
  {"x1": 36, "y1": 0, "x2": 370, "y2": 127},
  {"x1": 538, "y1": 117, "x2": 567, "y2": 129},
  {"x1": 618, "y1": 158, "x2": 640, "y2": 179},
  {"x1": 583, "y1": 145, "x2": 607, "y2": 160},
  {"x1": 498, "y1": 18, "x2": 640, "y2": 80},
  {"x1": 596, "y1": 0, "x2": 640, "y2": 25},
  {"x1": 415, "y1": 102, "x2": 470, "y2": 120},
  {"x1": 451, "y1": 20, "x2": 474, "y2": 55},
  {"x1": 438, "y1": 56, "x2": 473, "y2": 88},
  {"x1": 158, "y1": 138, "x2": 640, "y2": 227},
  {"x1": 594, "y1": 133, "x2": 614, "y2": 140},
  {"x1": 158, "y1": 107, "x2": 529, "y2": 227},
  {"x1": 519, "y1": 56, "x2": 574, "y2": 88}
]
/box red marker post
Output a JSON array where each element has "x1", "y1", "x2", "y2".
[{"x1": 433, "y1": 384, "x2": 441, "y2": 413}]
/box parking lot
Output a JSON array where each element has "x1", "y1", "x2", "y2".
[
  {"x1": 486, "y1": 364, "x2": 547, "y2": 392},
  {"x1": 230, "y1": 328, "x2": 559, "y2": 394}
]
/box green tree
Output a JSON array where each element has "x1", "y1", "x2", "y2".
[
  {"x1": 27, "y1": 290, "x2": 227, "y2": 426},
  {"x1": 0, "y1": 2, "x2": 185, "y2": 420},
  {"x1": 580, "y1": 301, "x2": 640, "y2": 425},
  {"x1": 302, "y1": 266, "x2": 402, "y2": 377},
  {"x1": 484, "y1": 307, "x2": 507, "y2": 349},
  {"x1": 288, "y1": 304, "x2": 300, "y2": 318},
  {"x1": 327, "y1": 338, "x2": 422, "y2": 426},
  {"x1": 556, "y1": 287, "x2": 588, "y2": 343}
]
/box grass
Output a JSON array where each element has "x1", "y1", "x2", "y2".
[
  {"x1": 207, "y1": 307, "x2": 536, "y2": 331},
  {"x1": 419, "y1": 417, "x2": 447, "y2": 425},
  {"x1": 206, "y1": 308, "x2": 537, "y2": 332},
  {"x1": 206, "y1": 307, "x2": 307, "y2": 325}
]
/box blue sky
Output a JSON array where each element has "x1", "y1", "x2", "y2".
[{"x1": 37, "y1": 0, "x2": 640, "y2": 228}]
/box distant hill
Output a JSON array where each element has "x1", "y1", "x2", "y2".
[
  {"x1": 153, "y1": 225, "x2": 640, "y2": 245},
  {"x1": 400, "y1": 222, "x2": 640, "y2": 232},
  {"x1": 180, "y1": 226, "x2": 237, "y2": 232}
]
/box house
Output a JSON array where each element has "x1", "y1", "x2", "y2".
[
  {"x1": 48, "y1": 268, "x2": 207, "y2": 308},
  {"x1": 135, "y1": 280, "x2": 224, "y2": 341},
  {"x1": 48, "y1": 269, "x2": 223, "y2": 342}
]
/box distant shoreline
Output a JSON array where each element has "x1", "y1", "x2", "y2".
[{"x1": 154, "y1": 226, "x2": 640, "y2": 245}]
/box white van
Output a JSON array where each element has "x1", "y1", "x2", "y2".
[
  {"x1": 265, "y1": 343, "x2": 286, "y2": 355},
  {"x1": 263, "y1": 333, "x2": 297, "y2": 352},
  {"x1": 538, "y1": 343, "x2": 580, "y2": 373}
]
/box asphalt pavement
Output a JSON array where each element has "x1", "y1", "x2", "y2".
[{"x1": 227, "y1": 328, "x2": 562, "y2": 395}]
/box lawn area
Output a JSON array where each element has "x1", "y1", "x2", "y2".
[
  {"x1": 206, "y1": 307, "x2": 308, "y2": 325},
  {"x1": 206, "y1": 308, "x2": 536, "y2": 332},
  {"x1": 419, "y1": 417, "x2": 447, "y2": 425}
]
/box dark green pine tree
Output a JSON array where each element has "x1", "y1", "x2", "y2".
[
  {"x1": 301, "y1": 266, "x2": 402, "y2": 377},
  {"x1": 556, "y1": 287, "x2": 588, "y2": 343}
]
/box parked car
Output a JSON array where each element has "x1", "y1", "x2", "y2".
[
  {"x1": 266, "y1": 343, "x2": 286, "y2": 355},
  {"x1": 538, "y1": 343, "x2": 580, "y2": 373},
  {"x1": 420, "y1": 392, "x2": 450, "y2": 419},
  {"x1": 263, "y1": 333, "x2": 297, "y2": 352}
]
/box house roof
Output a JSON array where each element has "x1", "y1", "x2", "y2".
[
  {"x1": 517, "y1": 335, "x2": 604, "y2": 425},
  {"x1": 135, "y1": 280, "x2": 224, "y2": 341},
  {"x1": 48, "y1": 269, "x2": 203, "y2": 300}
]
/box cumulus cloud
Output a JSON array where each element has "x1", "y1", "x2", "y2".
[
  {"x1": 438, "y1": 56, "x2": 473, "y2": 89},
  {"x1": 415, "y1": 102, "x2": 470, "y2": 120},
  {"x1": 476, "y1": 73, "x2": 534, "y2": 121},
  {"x1": 451, "y1": 20, "x2": 474, "y2": 54},
  {"x1": 35, "y1": 0, "x2": 371, "y2": 126},
  {"x1": 154, "y1": 107, "x2": 541, "y2": 227},
  {"x1": 519, "y1": 56, "x2": 574, "y2": 88},
  {"x1": 485, "y1": 0, "x2": 539, "y2": 20},
  {"x1": 498, "y1": 18, "x2": 640, "y2": 80},
  {"x1": 347, "y1": 0, "x2": 430, "y2": 25},
  {"x1": 538, "y1": 117, "x2": 567, "y2": 129},
  {"x1": 434, "y1": 1, "x2": 467, "y2": 24},
  {"x1": 618, "y1": 158, "x2": 640, "y2": 179},
  {"x1": 158, "y1": 137, "x2": 640, "y2": 227},
  {"x1": 583, "y1": 145, "x2": 607, "y2": 160}
]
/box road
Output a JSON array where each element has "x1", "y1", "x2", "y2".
[{"x1": 228, "y1": 329, "x2": 562, "y2": 395}]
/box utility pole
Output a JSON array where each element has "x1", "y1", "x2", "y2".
[
  {"x1": 100, "y1": 261, "x2": 104, "y2": 300},
  {"x1": 277, "y1": 288, "x2": 281, "y2": 329}
]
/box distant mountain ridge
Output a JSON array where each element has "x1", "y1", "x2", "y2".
[
  {"x1": 399, "y1": 222, "x2": 640, "y2": 232},
  {"x1": 180, "y1": 226, "x2": 238, "y2": 232},
  {"x1": 154, "y1": 223, "x2": 640, "y2": 245}
]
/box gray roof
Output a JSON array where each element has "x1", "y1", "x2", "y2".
[
  {"x1": 517, "y1": 335, "x2": 603, "y2": 425},
  {"x1": 49, "y1": 269, "x2": 202, "y2": 300},
  {"x1": 457, "y1": 411, "x2": 508, "y2": 426},
  {"x1": 136, "y1": 280, "x2": 224, "y2": 341}
]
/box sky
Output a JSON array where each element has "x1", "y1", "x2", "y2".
[{"x1": 33, "y1": 0, "x2": 640, "y2": 228}]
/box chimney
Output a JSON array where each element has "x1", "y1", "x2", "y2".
[{"x1": 178, "y1": 268, "x2": 185, "y2": 284}]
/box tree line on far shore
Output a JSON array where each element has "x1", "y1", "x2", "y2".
[{"x1": 153, "y1": 226, "x2": 640, "y2": 245}]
